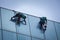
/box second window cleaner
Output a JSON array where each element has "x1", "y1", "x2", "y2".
[
  {"x1": 39, "y1": 17, "x2": 47, "y2": 33},
  {"x1": 11, "y1": 12, "x2": 26, "y2": 25}
]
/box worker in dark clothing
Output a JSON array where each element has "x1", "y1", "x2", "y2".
[
  {"x1": 39, "y1": 17, "x2": 47, "y2": 33},
  {"x1": 11, "y1": 12, "x2": 26, "y2": 25}
]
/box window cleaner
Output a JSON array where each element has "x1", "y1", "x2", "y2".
[
  {"x1": 11, "y1": 12, "x2": 26, "y2": 25},
  {"x1": 39, "y1": 17, "x2": 47, "y2": 33}
]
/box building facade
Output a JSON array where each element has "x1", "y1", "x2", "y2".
[{"x1": 0, "y1": 7, "x2": 60, "y2": 40}]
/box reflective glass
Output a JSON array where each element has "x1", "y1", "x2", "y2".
[
  {"x1": 55, "y1": 22, "x2": 60, "y2": 40},
  {"x1": 18, "y1": 34, "x2": 31, "y2": 40},
  {"x1": 3, "y1": 31, "x2": 17, "y2": 40},
  {"x1": 17, "y1": 14, "x2": 30, "y2": 36},
  {"x1": 1, "y1": 8, "x2": 16, "y2": 32},
  {"x1": 32, "y1": 37, "x2": 42, "y2": 40},
  {"x1": 0, "y1": 30, "x2": 2, "y2": 40},
  {"x1": 28, "y1": 16, "x2": 44, "y2": 39},
  {"x1": 0, "y1": 18, "x2": 1, "y2": 29},
  {"x1": 0, "y1": 8, "x2": 1, "y2": 29},
  {"x1": 45, "y1": 21, "x2": 57, "y2": 40}
]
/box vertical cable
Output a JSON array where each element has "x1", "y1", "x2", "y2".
[
  {"x1": 13, "y1": 10, "x2": 18, "y2": 40},
  {"x1": 54, "y1": 22, "x2": 58, "y2": 40},
  {"x1": 28, "y1": 16, "x2": 32, "y2": 40},
  {"x1": 43, "y1": 33, "x2": 46, "y2": 40},
  {"x1": 0, "y1": 7, "x2": 3, "y2": 40}
]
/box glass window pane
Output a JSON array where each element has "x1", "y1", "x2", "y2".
[
  {"x1": 18, "y1": 34, "x2": 31, "y2": 40},
  {"x1": 3, "y1": 31, "x2": 17, "y2": 40},
  {"x1": 45, "y1": 21, "x2": 57, "y2": 40},
  {"x1": 1, "y1": 8, "x2": 16, "y2": 32},
  {"x1": 28, "y1": 16, "x2": 44, "y2": 39},
  {"x1": 0, "y1": 30, "x2": 2, "y2": 40},
  {"x1": 55, "y1": 22, "x2": 60, "y2": 40},
  {"x1": 0, "y1": 8, "x2": 1, "y2": 29},
  {"x1": 0, "y1": 18, "x2": 1, "y2": 29},
  {"x1": 32, "y1": 38, "x2": 42, "y2": 40},
  {"x1": 17, "y1": 14, "x2": 30, "y2": 36}
]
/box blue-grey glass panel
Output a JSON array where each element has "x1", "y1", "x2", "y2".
[
  {"x1": 0, "y1": 18, "x2": 1, "y2": 29},
  {"x1": 1, "y1": 8, "x2": 16, "y2": 32},
  {"x1": 18, "y1": 34, "x2": 31, "y2": 40},
  {"x1": 3, "y1": 31, "x2": 17, "y2": 40},
  {"x1": 17, "y1": 14, "x2": 30, "y2": 36},
  {"x1": 55, "y1": 22, "x2": 60, "y2": 40},
  {"x1": 45, "y1": 21, "x2": 57, "y2": 40},
  {"x1": 32, "y1": 38, "x2": 42, "y2": 40},
  {"x1": 0, "y1": 30, "x2": 2, "y2": 40},
  {"x1": 0, "y1": 8, "x2": 1, "y2": 29},
  {"x1": 28, "y1": 16, "x2": 44, "y2": 39}
]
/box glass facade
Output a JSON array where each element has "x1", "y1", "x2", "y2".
[
  {"x1": 0, "y1": 7, "x2": 1, "y2": 29},
  {"x1": 1, "y1": 8, "x2": 16, "y2": 32},
  {"x1": 0, "y1": 17, "x2": 1, "y2": 29},
  {"x1": 0, "y1": 30, "x2": 2, "y2": 40},
  {"x1": 45, "y1": 21, "x2": 57, "y2": 40},
  {"x1": 54, "y1": 22, "x2": 60, "y2": 40},
  {"x1": 28, "y1": 15, "x2": 44, "y2": 39},
  {"x1": 16, "y1": 14, "x2": 30, "y2": 36},
  {"x1": 32, "y1": 38, "x2": 42, "y2": 40},
  {"x1": 0, "y1": 7, "x2": 60, "y2": 40},
  {"x1": 18, "y1": 34, "x2": 31, "y2": 40},
  {"x1": 3, "y1": 31, "x2": 17, "y2": 40}
]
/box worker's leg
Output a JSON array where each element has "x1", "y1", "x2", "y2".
[
  {"x1": 23, "y1": 19, "x2": 26, "y2": 25},
  {"x1": 16, "y1": 17, "x2": 20, "y2": 24}
]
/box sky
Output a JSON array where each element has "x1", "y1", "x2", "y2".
[{"x1": 0, "y1": 0, "x2": 60, "y2": 22}]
